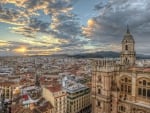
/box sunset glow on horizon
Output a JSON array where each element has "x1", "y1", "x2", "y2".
[{"x1": 14, "y1": 47, "x2": 27, "y2": 53}]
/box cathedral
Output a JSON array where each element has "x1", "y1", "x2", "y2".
[{"x1": 91, "y1": 26, "x2": 150, "y2": 113}]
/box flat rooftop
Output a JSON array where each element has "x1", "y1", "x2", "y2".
[{"x1": 64, "y1": 83, "x2": 89, "y2": 93}]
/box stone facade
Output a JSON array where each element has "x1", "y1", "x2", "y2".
[{"x1": 91, "y1": 27, "x2": 150, "y2": 113}]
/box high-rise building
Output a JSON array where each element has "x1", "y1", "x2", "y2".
[{"x1": 91, "y1": 26, "x2": 150, "y2": 113}]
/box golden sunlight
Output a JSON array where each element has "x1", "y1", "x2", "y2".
[
  {"x1": 0, "y1": 40, "x2": 9, "y2": 46},
  {"x1": 87, "y1": 19, "x2": 95, "y2": 27},
  {"x1": 14, "y1": 47, "x2": 27, "y2": 53}
]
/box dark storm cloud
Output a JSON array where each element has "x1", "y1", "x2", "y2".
[
  {"x1": 82, "y1": 0, "x2": 150, "y2": 54},
  {"x1": 50, "y1": 13, "x2": 81, "y2": 39},
  {"x1": 56, "y1": 21, "x2": 81, "y2": 38},
  {"x1": 11, "y1": 13, "x2": 81, "y2": 40},
  {"x1": 44, "y1": 0, "x2": 73, "y2": 15},
  {"x1": 94, "y1": 0, "x2": 108, "y2": 10}
]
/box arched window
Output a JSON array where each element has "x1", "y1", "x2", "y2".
[
  {"x1": 98, "y1": 89, "x2": 101, "y2": 94},
  {"x1": 120, "y1": 76, "x2": 132, "y2": 95},
  {"x1": 143, "y1": 80, "x2": 146, "y2": 86},
  {"x1": 137, "y1": 78, "x2": 150, "y2": 99}
]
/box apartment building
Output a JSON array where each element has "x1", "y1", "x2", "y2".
[{"x1": 42, "y1": 85, "x2": 67, "y2": 113}]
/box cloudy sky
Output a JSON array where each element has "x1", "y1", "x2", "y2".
[{"x1": 0, "y1": 0, "x2": 150, "y2": 56}]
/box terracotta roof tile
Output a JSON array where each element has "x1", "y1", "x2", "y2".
[{"x1": 47, "y1": 85, "x2": 62, "y2": 93}]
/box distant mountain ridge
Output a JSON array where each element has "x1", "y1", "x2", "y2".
[
  {"x1": 68, "y1": 51, "x2": 150, "y2": 59},
  {"x1": 0, "y1": 51, "x2": 150, "y2": 59},
  {"x1": 68, "y1": 51, "x2": 120, "y2": 58}
]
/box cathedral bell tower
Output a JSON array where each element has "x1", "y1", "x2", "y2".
[{"x1": 121, "y1": 25, "x2": 136, "y2": 67}]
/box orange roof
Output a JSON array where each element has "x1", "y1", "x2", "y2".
[
  {"x1": 47, "y1": 85, "x2": 62, "y2": 93},
  {"x1": 0, "y1": 81, "x2": 16, "y2": 86}
]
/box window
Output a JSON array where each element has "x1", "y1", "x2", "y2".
[
  {"x1": 137, "y1": 78, "x2": 150, "y2": 99},
  {"x1": 119, "y1": 105, "x2": 126, "y2": 112},
  {"x1": 124, "y1": 58, "x2": 129, "y2": 65},
  {"x1": 125, "y1": 45, "x2": 128, "y2": 50},
  {"x1": 125, "y1": 85, "x2": 127, "y2": 92},
  {"x1": 97, "y1": 101, "x2": 101, "y2": 107},
  {"x1": 147, "y1": 89, "x2": 150, "y2": 98},
  {"x1": 98, "y1": 76, "x2": 101, "y2": 82},
  {"x1": 143, "y1": 88, "x2": 146, "y2": 97},
  {"x1": 121, "y1": 85, "x2": 124, "y2": 91},
  {"x1": 128, "y1": 86, "x2": 131, "y2": 93},
  {"x1": 143, "y1": 80, "x2": 146, "y2": 86},
  {"x1": 121, "y1": 106, "x2": 124, "y2": 111},
  {"x1": 138, "y1": 88, "x2": 142, "y2": 95},
  {"x1": 98, "y1": 89, "x2": 101, "y2": 94},
  {"x1": 125, "y1": 78, "x2": 127, "y2": 82},
  {"x1": 120, "y1": 76, "x2": 132, "y2": 95}
]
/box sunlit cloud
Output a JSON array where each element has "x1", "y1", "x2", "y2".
[
  {"x1": 13, "y1": 46, "x2": 27, "y2": 53},
  {"x1": 0, "y1": 5, "x2": 29, "y2": 26},
  {"x1": 27, "y1": 47, "x2": 62, "y2": 56},
  {"x1": 87, "y1": 19, "x2": 96, "y2": 27},
  {"x1": 0, "y1": 0, "x2": 27, "y2": 6},
  {"x1": 0, "y1": 0, "x2": 83, "y2": 56},
  {"x1": 20, "y1": 35, "x2": 68, "y2": 47},
  {"x1": 0, "y1": 40, "x2": 9, "y2": 46}
]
